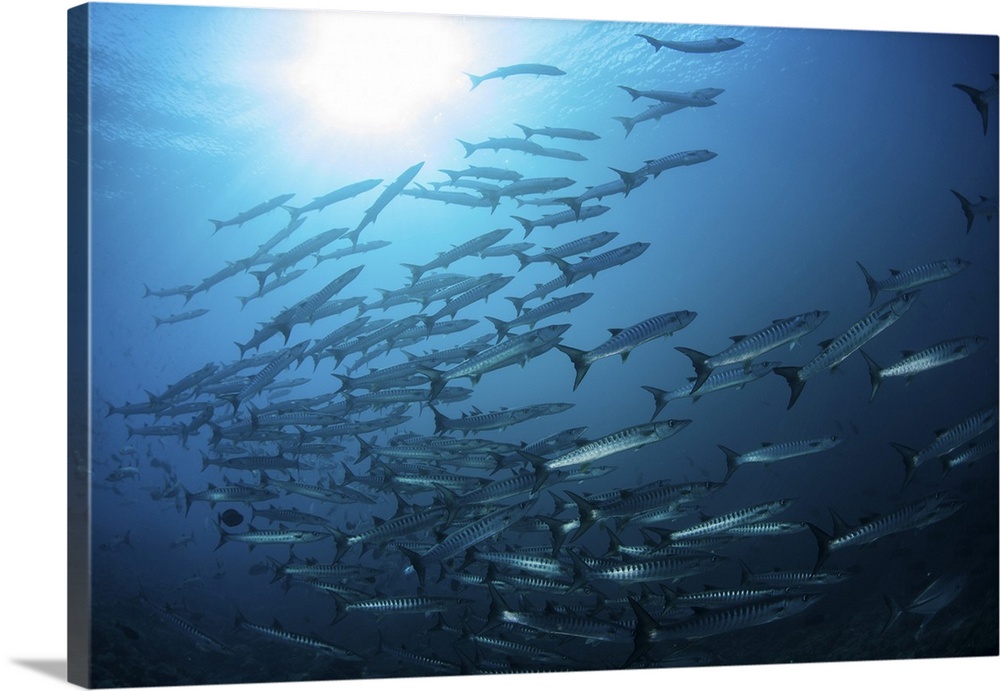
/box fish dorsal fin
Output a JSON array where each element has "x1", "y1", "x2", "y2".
[
  {"x1": 889, "y1": 269, "x2": 902, "y2": 275},
  {"x1": 730, "y1": 334, "x2": 747, "y2": 342},
  {"x1": 817, "y1": 339, "x2": 834, "y2": 349},
  {"x1": 934, "y1": 428, "x2": 948, "y2": 438},
  {"x1": 900, "y1": 350, "x2": 916, "y2": 357},
  {"x1": 608, "y1": 328, "x2": 623, "y2": 337},
  {"x1": 829, "y1": 508, "x2": 850, "y2": 536},
  {"x1": 760, "y1": 442, "x2": 773, "y2": 447},
  {"x1": 272, "y1": 618, "x2": 284, "y2": 630}
]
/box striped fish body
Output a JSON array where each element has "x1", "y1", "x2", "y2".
[
  {"x1": 486, "y1": 292, "x2": 593, "y2": 341},
  {"x1": 557, "y1": 310, "x2": 697, "y2": 389},
  {"x1": 431, "y1": 402, "x2": 573, "y2": 436},
  {"x1": 663, "y1": 498, "x2": 794, "y2": 542},
  {"x1": 774, "y1": 291, "x2": 919, "y2": 409},
  {"x1": 667, "y1": 586, "x2": 793, "y2": 610},
  {"x1": 720, "y1": 435, "x2": 842, "y2": 480},
  {"x1": 346, "y1": 506, "x2": 449, "y2": 548},
  {"x1": 635, "y1": 149, "x2": 718, "y2": 178},
  {"x1": 344, "y1": 595, "x2": 470, "y2": 617},
  {"x1": 539, "y1": 419, "x2": 691, "y2": 473},
  {"x1": 809, "y1": 492, "x2": 950, "y2": 568},
  {"x1": 141, "y1": 592, "x2": 233, "y2": 653},
  {"x1": 857, "y1": 258, "x2": 968, "y2": 305},
  {"x1": 891, "y1": 404, "x2": 998, "y2": 483},
  {"x1": 216, "y1": 524, "x2": 330, "y2": 551},
  {"x1": 588, "y1": 554, "x2": 720, "y2": 584},
  {"x1": 553, "y1": 242, "x2": 650, "y2": 284},
  {"x1": 475, "y1": 551, "x2": 568, "y2": 576},
  {"x1": 862, "y1": 336, "x2": 988, "y2": 401},
  {"x1": 943, "y1": 435, "x2": 999, "y2": 473},
  {"x1": 643, "y1": 361, "x2": 778, "y2": 420},
  {"x1": 677, "y1": 310, "x2": 829, "y2": 392},
  {"x1": 657, "y1": 593, "x2": 821, "y2": 640},
  {"x1": 515, "y1": 231, "x2": 619, "y2": 268},
  {"x1": 234, "y1": 609, "x2": 359, "y2": 659},
  {"x1": 419, "y1": 499, "x2": 536, "y2": 563},
  {"x1": 425, "y1": 324, "x2": 570, "y2": 397}
]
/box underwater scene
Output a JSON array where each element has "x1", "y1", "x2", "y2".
[{"x1": 75, "y1": 3, "x2": 998, "y2": 688}]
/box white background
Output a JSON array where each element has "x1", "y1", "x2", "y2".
[{"x1": 1, "y1": 1, "x2": 997, "y2": 690}]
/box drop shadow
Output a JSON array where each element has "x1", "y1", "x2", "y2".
[{"x1": 11, "y1": 659, "x2": 67, "y2": 682}]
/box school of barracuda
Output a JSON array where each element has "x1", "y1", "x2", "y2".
[{"x1": 98, "y1": 30, "x2": 997, "y2": 679}]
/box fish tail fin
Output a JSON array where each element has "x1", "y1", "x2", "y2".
[
  {"x1": 610, "y1": 118, "x2": 634, "y2": 138},
  {"x1": 400, "y1": 263, "x2": 424, "y2": 285},
  {"x1": 772, "y1": 366, "x2": 805, "y2": 410},
  {"x1": 635, "y1": 33, "x2": 662, "y2": 52},
  {"x1": 640, "y1": 385, "x2": 669, "y2": 421},
  {"x1": 805, "y1": 522, "x2": 833, "y2": 573},
  {"x1": 510, "y1": 215, "x2": 534, "y2": 238},
  {"x1": 609, "y1": 166, "x2": 637, "y2": 194},
  {"x1": 623, "y1": 598, "x2": 659, "y2": 668},
  {"x1": 617, "y1": 85, "x2": 642, "y2": 101},
  {"x1": 397, "y1": 545, "x2": 426, "y2": 590},
  {"x1": 889, "y1": 442, "x2": 919, "y2": 491},
  {"x1": 859, "y1": 350, "x2": 883, "y2": 402},
  {"x1": 429, "y1": 404, "x2": 449, "y2": 435},
  {"x1": 511, "y1": 250, "x2": 534, "y2": 272},
  {"x1": 855, "y1": 261, "x2": 880, "y2": 306},
  {"x1": 555, "y1": 344, "x2": 591, "y2": 390},
  {"x1": 518, "y1": 450, "x2": 551, "y2": 492},
  {"x1": 281, "y1": 205, "x2": 301, "y2": 220},
  {"x1": 504, "y1": 295, "x2": 527, "y2": 316},
  {"x1": 456, "y1": 138, "x2": 476, "y2": 158},
  {"x1": 950, "y1": 189, "x2": 976, "y2": 233},
  {"x1": 674, "y1": 346, "x2": 712, "y2": 393},
  {"x1": 484, "y1": 316, "x2": 509, "y2": 342},
  {"x1": 880, "y1": 593, "x2": 903, "y2": 636},
  {"x1": 514, "y1": 123, "x2": 534, "y2": 139},
  {"x1": 232, "y1": 606, "x2": 247, "y2": 632},
  {"x1": 563, "y1": 490, "x2": 598, "y2": 542},
  {"x1": 463, "y1": 73, "x2": 484, "y2": 91},
  {"x1": 718, "y1": 445, "x2": 742, "y2": 482},
  {"x1": 952, "y1": 83, "x2": 990, "y2": 135},
  {"x1": 209, "y1": 219, "x2": 226, "y2": 234},
  {"x1": 417, "y1": 367, "x2": 446, "y2": 400}
]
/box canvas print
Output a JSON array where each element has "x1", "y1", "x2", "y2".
[{"x1": 67, "y1": 3, "x2": 998, "y2": 688}]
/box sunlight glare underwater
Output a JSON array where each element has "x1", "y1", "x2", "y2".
[{"x1": 282, "y1": 12, "x2": 474, "y2": 139}]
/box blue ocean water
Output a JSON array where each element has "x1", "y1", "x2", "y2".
[{"x1": 79, "y1": 3, "x2": 998, "y2": 687}]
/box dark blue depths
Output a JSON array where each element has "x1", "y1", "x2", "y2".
[{"x1": 82, "y1": 5, "x2": 999, "y2": 687}]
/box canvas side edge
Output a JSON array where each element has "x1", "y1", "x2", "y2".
[{"x1": 67, "y1": 4, "x2": 92, "y2": 688}]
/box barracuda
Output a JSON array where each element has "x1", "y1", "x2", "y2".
[
  {"x1": 215, "y1": 522, "x2": 331, "y2": 552},
  {"x1": 557, "y1": 309, "x2": 697, "y2": 389},
  {"x1": 856, "y1": 258, "x2": 968, "y2": 306},
  {"x1": 861, "y1": 335, "x2": 988, "y2": 401},
  {"x1": 549, "y1": 241, "x2": 650, "y2": 285},
  {"x1": 140, "y1": 589, "x2": 233, "y2": 654},
  {"x1": 400, "y1": 227, "x2": 512, "y2": 284},
  {"x1": 209, "y1": 192, "x2": 295, "y2": 234},
  {"x1": 643, "y1": 360, "x2": 779, "y2": 420},
  {"x1": 774, "y1": 291, "x2": 920, "y2": 409},
  {"x1": 677, "y1": 310, "x2": 829, "y2": 393},
  {"x1": 181, "y1": 483, "x2": 278, "y2": 517},
  {"x1": 719, "y1": 435, "x2": 842, "y2": 481},
  {"x1": 611, "y1": 149, "x2": 718, "y2": 193},
  {"x1": 513, "y1": 231, "x2": 619, "y2": 269},
  {"x1": 625, "y1": 593, "x2": 819, "y2": 667},
  {"x1": 656, "y1": 498, "x2": 794, "y2": 544},
  {"x1": 421, "y1": 324, "x2": 571, "y2": 399},
  {"x1": 511, "y1": 204, "x2": 610, "y2": 237},
  {"x1": 400, "y1": 500, "x2": 537, "y2": 586},
  {"x1": 331, "y1": 594, "x2": 473, "y2": 624},
  {"x1": 890, "y1": 404, "x2": 998, "y2": 488},
  {"x1": 523, "y1": 419, "x2": 691, "y2": 491},
  {"x1": 233, "y1": 608, "x2": 360, "y2": 660},
  {"x1": 431, "y1": 402, "x2": 573, "y2": 436},
  {"x1": 807, "y1": 492, "x2": 954, "y2": 570},
  {"x1": 486, "y1": 292, "x2": 593, "y2": 342}
]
